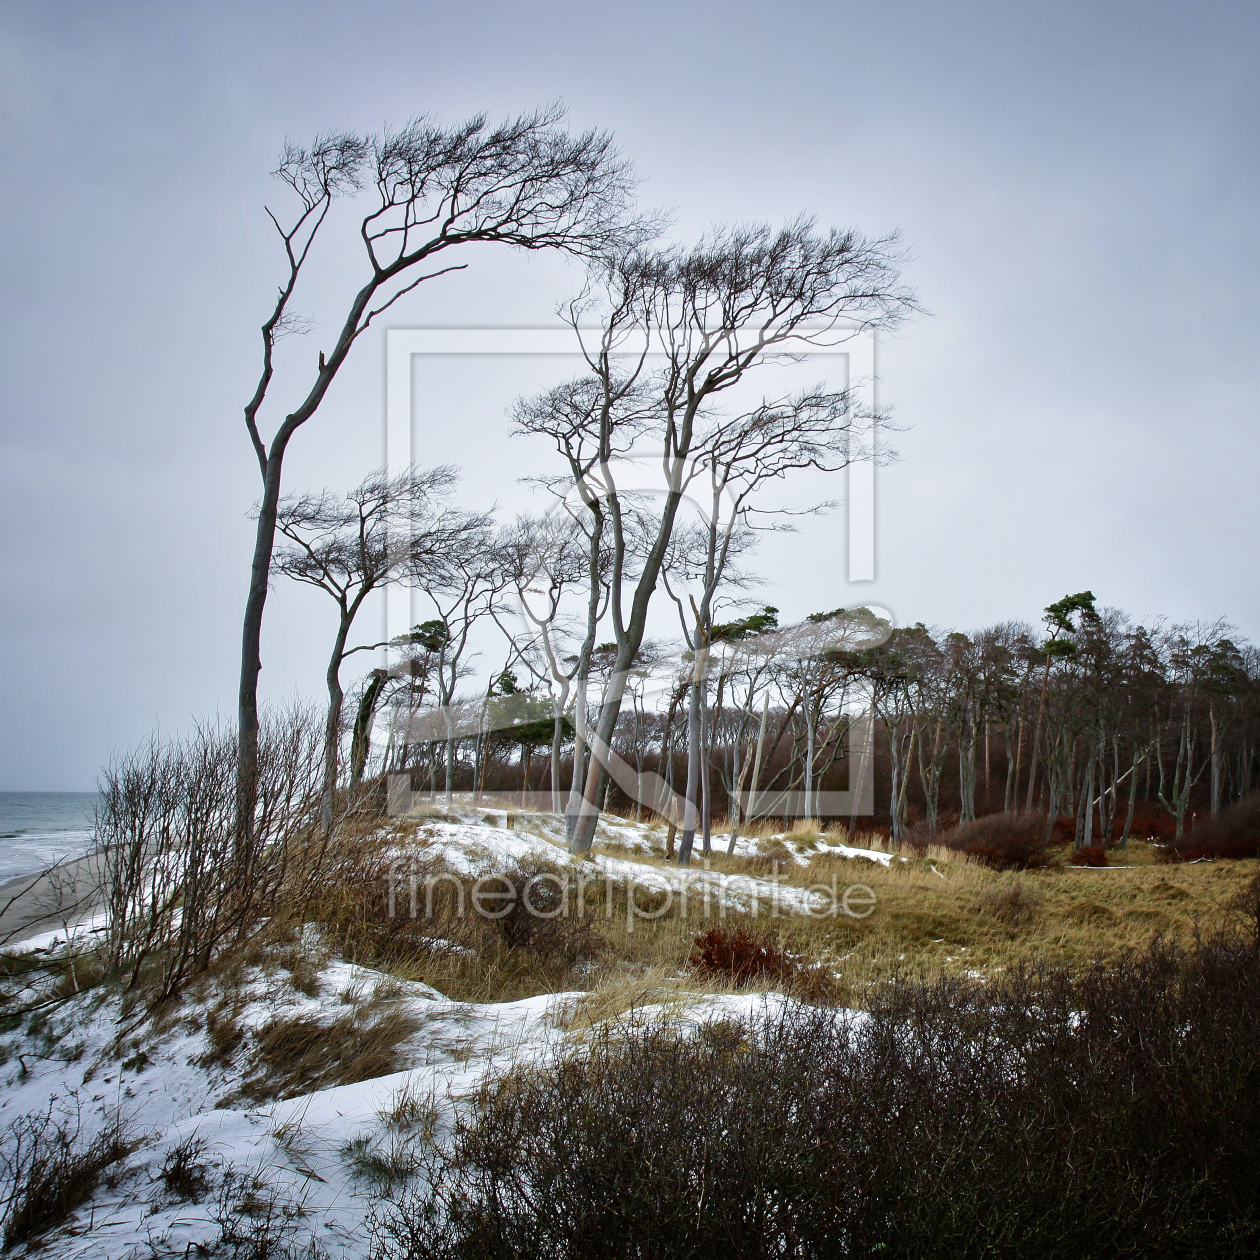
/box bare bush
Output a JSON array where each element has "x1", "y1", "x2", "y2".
[
  {"x1": 1070, "y1": 844, "x2": 1108, "y2": 867},
  {"x1": 923, "y1": 813, "x2": 1050, "y2": 870},
  {"x1": 97, "y1": 706, "x2": 323, "y2": 998},
  {"x1": 1168, "y1": 791, "x2": 1260, "y2": 861},
  {"x1": 690, "y1": 927, "x2": 794, "y2": 987},
  {"x1": 490, "y1": 857, "x2": 604, "y2": 966},
  {"x1": 371, "y1": 929, "x2": 1260, "y2": 1260},
  {"x1": 0, "y1": 1103, "x2": 130, "y2": 1251}
]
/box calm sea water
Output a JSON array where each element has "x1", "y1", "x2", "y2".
[{"x1": 0, "y1": 792, "x2": 98, "y2": 882}]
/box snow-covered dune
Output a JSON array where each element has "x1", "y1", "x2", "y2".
[{"x1": 0, "y1": 812, "x2": 873, "y2": 1259}]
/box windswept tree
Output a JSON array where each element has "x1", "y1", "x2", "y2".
[
  {"x1": 497, "y1": 512, "x2": 606, "y2": 813},
  {"x1": 415, "y1": 528, "x2": 512, "y2": 807},
  {"x1": 662, "y1": 388, "x2": 874, "y2": 864},
  {"x1": 558, "y1": 218, "x2": 917, "y2": 854},
  {"x1": 236, "y1": 105, "x2": 648, "y2": 825},
  {"x1": 510, "y1": 374, "x2": 652, "y2": 838},
  {"x1": 269, "y1": 466, "x2": 490, "y2": 821}
]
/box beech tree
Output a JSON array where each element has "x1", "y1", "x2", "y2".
[
  {"x1": 269, "y1": 466, "x2": 489, "y2": 823},
  {"x1": 556, "y1": 219, "x2": 916, "y2": 854},
  {"x1": 235, "y1": 105, "x2": 645, "y2": 830},
  {"x1": 497, "y1": 512, "x2": 607, "y2": 813},
  {"x1": 662, "y1": 389, "x2": 868, "y2": 864}
]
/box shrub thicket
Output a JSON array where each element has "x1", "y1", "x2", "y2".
[
  {"x1": 1169, "y1": 792, "x2": 1260, "y2": 861},
  {"x1": 373, "y1": 925, "x2": 1260, "y2": 1260},
  {"x1": 1070, "y1": 844, "x2": 1109, "y2": 866},
  {"x1": 690, "y1": 927, "x2": 794, "y2": 987},
  {"x1": 924, "y1": 812, "x2": 1051, "y2": 869},
  {"x1": 97, "y1": 707, "x2": 326, "y2": 1000}
]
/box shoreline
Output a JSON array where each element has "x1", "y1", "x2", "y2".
[{"x1": 0, "y1": 852, "x2": 103, "y2": 947}]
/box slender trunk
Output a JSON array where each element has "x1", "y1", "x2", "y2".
[
  {"x1": 700, "y1": 684, "x2": 712, "y2": 856},
  {"x1": 700, "y1": 685, "x2": 710, "y2": 861},
  {"x1": 1210, "y1": 702, "x2": 1221, "y2": 815},
  {"x1": 550, "y1": 710, "x2": 564, "y2": 814},
  {"x1": 1120, "y1": 747, "x2": 1142, "y2": 848},
  {"x1": 733, "y1": 691, "x2": 772, "y2": 854},
  {"x1": 887, "y1": 714, "x2": 902, "y2": 840},
  {"x1": 918, "y1": 715, "x2": 945, "y2": 833},
  {"x1": 443, "y1": 706, "x2": 457, "y2": 807},
  {"x1": 472, "y1": 683, "x2": 492, "y2": 804},
  {"x1": 983, "y1": 717, "x2": 991, "y2": 809},
  {"x1": 565, "y1": 673, "x2": 590, "y2": 840},
  {"x1": 236, "y1": 453, "x2": 286, "y2": 849},
  {"x1": 803, "y1": 696, "x2": 816, "y2": 824},
  {"x1": 1025, "y1": 652, "x2": 1054, "y2": 812},
  {"x1": 1077, "y1": 746, "x2": 1097, "y2": 851},
  {"x1": 1006, "y1": 717, "x2": 1022, "y2": 814},
  {"x1": 894, "y1": 719, "x2": 916, "y2": 840},
  {"x1": 677, "y1": 675, "x2": 703, "y2": 866},
  {"x1": 958, "y1": 717, "x2": 977, "y2": 825}
]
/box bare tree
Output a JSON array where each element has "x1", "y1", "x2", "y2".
[
  {"x1": 269, "y1": 466, "x2": 490, "y2": 822},
  {"x1": 497, "y1": 512, "x2": 603, "y2": 812},
  {"x1": 237, "y1": 105, "x2": 648, "y2": 828},
  {"x1": 416, "y1": 531, "x2": 510, "y2": 807},
  {"x1": 561, "y1": 218, "x2": 916, "y2": 853},
  {"x1": 511, "y1": 374, "x2": 653, "y2": 837},
  {"x1": 661, "y1": 388, "x2": 872, "y2": 864}
]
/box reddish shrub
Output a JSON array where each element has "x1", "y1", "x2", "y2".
[
  {"x1": 1071, "y1": 846, "x2": 1108, "y2": 867},
  {"x1": 691, "y1": 928, "x2": 794, "y2": 987},
  {"x1": 1048, "y1": 816, "x2": 1078, "y2": 846},
  {"x1": 1166, "y1": 793, "x2": 1260, "y2": 862},
  {"x1": 930, "y1": 814, "x2": 1050, "y2": 871}
]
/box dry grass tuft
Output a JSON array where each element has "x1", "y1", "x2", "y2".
[
  {"x1": 975, "y1": 877, "x2": 1045, "y2": 927},
  {"x1": 0, "y1": 1107, "x2": 132, "y2": 1251},
  {"x1": 556, "y1": 968, "x2": 715, "y2": 1032},
  {"x1": 159, "y1": 1135, "x2": 211, "y2": 1203},
  {"x1": 234, "y1": 988, "x2": 423, "y2": 1103}
]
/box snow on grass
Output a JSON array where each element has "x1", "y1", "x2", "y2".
[
  {"x1": 410, "y1": 818, "x2": 838, "y2": 915},
  {"x1": 0, "y1": 813, "x2": 871, "y2": 1258},
  {"x1": 0, "y1": 955, "x2": 833, "y2": 1259}
]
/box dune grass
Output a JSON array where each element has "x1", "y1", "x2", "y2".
[{"x1": 307, "y1": 808, "x2": 1257, "y2": 1018}]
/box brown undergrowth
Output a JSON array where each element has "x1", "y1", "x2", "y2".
[{"x1": 287, "y1": 808, "x2": 1259, "y2": 1017}]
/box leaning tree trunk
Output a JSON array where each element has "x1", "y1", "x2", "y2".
[
  {"x1": 700, "y1": 685, "x2": 712, "y2": 856},
  {"x1": 565, "y1": 672, "x2": 591, "y2": 841},
  {"x1": 350, "y1": 669, "x2": 388, "y2": 784},
  {"x1": 236, "y1": 452, "x2": 287, "y2": 859},
  {"x1": 731, "y1": 692, "x2": 771, "y2": 855},
  {"x1": 321, "y1": 611, "x2": 353, "y2": 831},
  {"x1": 550, "y1": 700, "x2": 567, "y2": 815},
  {"x1": 803, "y1": 697, "x2": 817, "y2": 825}
]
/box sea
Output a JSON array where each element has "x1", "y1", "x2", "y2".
[{"x1": 0, "y1": 792, "x2": 98, "y2": 883}]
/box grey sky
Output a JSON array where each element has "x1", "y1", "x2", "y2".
[{"x1": 1, "y1": 0, "x2": 1257, "y2": 789}]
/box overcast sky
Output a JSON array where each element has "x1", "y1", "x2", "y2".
[{"x1": 1, "y1": 0, "x2": 1257, "y2": 789}]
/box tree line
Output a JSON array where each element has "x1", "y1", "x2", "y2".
[
  {"x1": 335, "y1": 580, "x2": 1258, "y2": 856},
  {"x1": 229, "y1": 104, "x2": 1254, "y2": 865}
]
